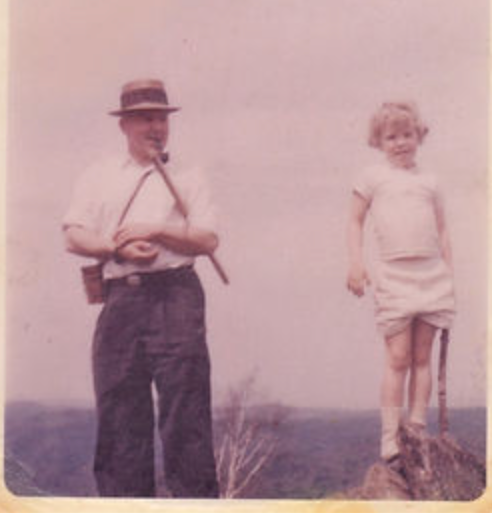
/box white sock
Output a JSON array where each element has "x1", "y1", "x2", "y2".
[
  {"x1": 380, "y1": 406, "x2": 403, "y2": 459},
  {"x1": 408, "y1": 403, "x2": 427, "y2": 427}
]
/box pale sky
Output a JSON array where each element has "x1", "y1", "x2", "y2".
[{"x1": 5, "y1": 0, "x2": 489, "y2": 409}]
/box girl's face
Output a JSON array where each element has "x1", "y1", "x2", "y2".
[{"x1": 380, "y1": 117, "x2": 420, "y2": 169}]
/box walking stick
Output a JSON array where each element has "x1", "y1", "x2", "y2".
[
  {"x1": 152, "y1": 154, "x2": 230, "y2": 285},
  {"x1": 438, "y1": 328, "x2": 450, "y2": 436}
]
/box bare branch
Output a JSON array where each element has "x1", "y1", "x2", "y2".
[{"x1": 214, "y1": 375, "x2": 289, "y2": 498}]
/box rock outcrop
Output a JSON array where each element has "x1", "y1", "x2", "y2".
[{"x1": 342, "y1": 423, "x2": 486, "y2": 501}]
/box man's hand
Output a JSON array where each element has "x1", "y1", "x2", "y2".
[
  {"x1": 114, "y1": 223, "x2": 160, "y2": 248},
  {"x1": 115, "y1": 240, "x2": 159, "y2": 265},
  {"x1": 347, "y1": 264, "x2": 371, "y2": 297}
]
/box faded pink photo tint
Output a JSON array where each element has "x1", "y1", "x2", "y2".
[{"x1": 3, "y1": 0, "x2": 488, "y2": 505}]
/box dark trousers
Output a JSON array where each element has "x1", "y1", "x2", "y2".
[{"x1": 92, "y1": 266, "x2": 219, "y2": 498}]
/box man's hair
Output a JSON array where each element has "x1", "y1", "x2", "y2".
[{"x1": 368, "y1": 102, "x2": 429, "y2": 149}]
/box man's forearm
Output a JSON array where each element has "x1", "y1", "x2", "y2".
[
  {"x1": 156, "y1": 225, "x2": 219, "y2": 256},
  {"x1": 113, "y1": 222, "x2": 219, "y2": 257},
  {"x1": 64, "y1": 225, "x2": 115, "y2": 260}
]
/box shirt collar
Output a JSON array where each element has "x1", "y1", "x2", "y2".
[{"x1": 121, "y1": 154, "x2": 156, "y2": 176}]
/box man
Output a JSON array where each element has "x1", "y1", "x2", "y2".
[{"x1": 62, "y1": 79, "x2": 220, "y2": 498}]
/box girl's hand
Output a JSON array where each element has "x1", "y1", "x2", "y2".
[
  {"x1": 347, "y1": 265, "x2": 371, "y2": 297},
  {"x1": 114, "y1": 223, "x2": 160, "y2": 247}
]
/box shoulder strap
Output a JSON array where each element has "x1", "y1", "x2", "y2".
[
  {"x1": 116, "y1": 153, "x2": 171, "y2": 227},
  {"x1": 115, "y1": 169, "x2": 154, "y2": 227}
]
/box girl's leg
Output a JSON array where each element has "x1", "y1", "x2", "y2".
[
  {"x1": 380, "y1": 325, "x2": 412, "y2": 459},
  {"x1": 408, "y1": 319, "x2": 437, "y2": 428}
]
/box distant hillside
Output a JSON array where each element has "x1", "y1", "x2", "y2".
[
  {"x1": 4, "y1": 402, "x2": 486, "y2": 499},
  {"x1": 5, "y1": 402, "x2": 98, "y2": 496}
]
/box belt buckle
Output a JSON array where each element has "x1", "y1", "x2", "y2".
[{"x1": 126, "y1": 274, "x2": 142, "y2": 287}]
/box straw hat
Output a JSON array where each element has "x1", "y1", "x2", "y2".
[{"x1": 109, "y1": 79, "x2": 180, "y2": 116}]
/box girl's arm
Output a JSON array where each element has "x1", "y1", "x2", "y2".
[
  {"x1": 347, "y1": 192, "x2": 371, "y2": 296},
  {"x1": 435, "y1": 197, "x2": 453, "y2": 269}
]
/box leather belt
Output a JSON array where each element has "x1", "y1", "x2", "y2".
[{"x1": 106, "y1": 266, "x2": 193, "y2": 288}]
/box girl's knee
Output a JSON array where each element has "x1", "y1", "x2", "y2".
[
  {"x1": 385, "y1": 328, "x2": 412, "y2": 371},
  {"x1": 412, "y1": 351, "x2": 432, "y2": 369},
  {"x1": 388, "y1": 352, "x2": 411, "y2": 372},
  {"x1": 412, "y1": 322, "x2": 437, "y2": 366}
]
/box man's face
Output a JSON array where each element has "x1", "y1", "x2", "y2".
[{"x1": 119, "y1": 110, "x2": 170, "y2": 164}]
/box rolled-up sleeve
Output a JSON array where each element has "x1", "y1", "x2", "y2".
[
  {"x1": 353, "y1": 167, "x2": 377, "y2": 203},
  {"x1": 62, "y1": 168, "x2": 100, "y2": 231},
  {"x1": 182, "y1": 167, "x2": 218, "y2": 233}
]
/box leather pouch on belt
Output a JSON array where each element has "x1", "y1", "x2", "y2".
[{"x1": 81, "y1": 263, "x2": 107, "y2": 304}]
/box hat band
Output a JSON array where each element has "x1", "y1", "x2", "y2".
[{"x1": 121, "y1": 88, "x2": 169, "y2": 109}]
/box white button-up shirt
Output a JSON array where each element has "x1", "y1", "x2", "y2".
[{"x1": 63, "y1": 154, "x2": 218, "y2": 279}]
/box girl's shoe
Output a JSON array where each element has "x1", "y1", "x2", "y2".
[
  {"x1": 406, "y1": 421, "x2": 427, "y2": 438},
  {"x1": 383, "y1": 453, "x2": 405, "y2": 478}
]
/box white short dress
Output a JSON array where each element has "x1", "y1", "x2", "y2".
[
  {"x1": 373, "y1": 257, "x2": 455, "y2": 337},
  {"x1": 354, "y1": 164, "x2": 456, "y2": 337}
]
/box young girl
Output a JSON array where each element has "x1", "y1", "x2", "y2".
[{"x1": 346, "y1": 102, "x2": 455, "y2": 470}]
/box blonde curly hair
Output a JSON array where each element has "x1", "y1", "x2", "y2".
[{"x1": 368, "y1": 102, "x2": 429, "y2": 149}]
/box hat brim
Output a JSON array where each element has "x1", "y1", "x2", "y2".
[{"x1": 109, "y1": 104, "x2": 181, "y2": 116}]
